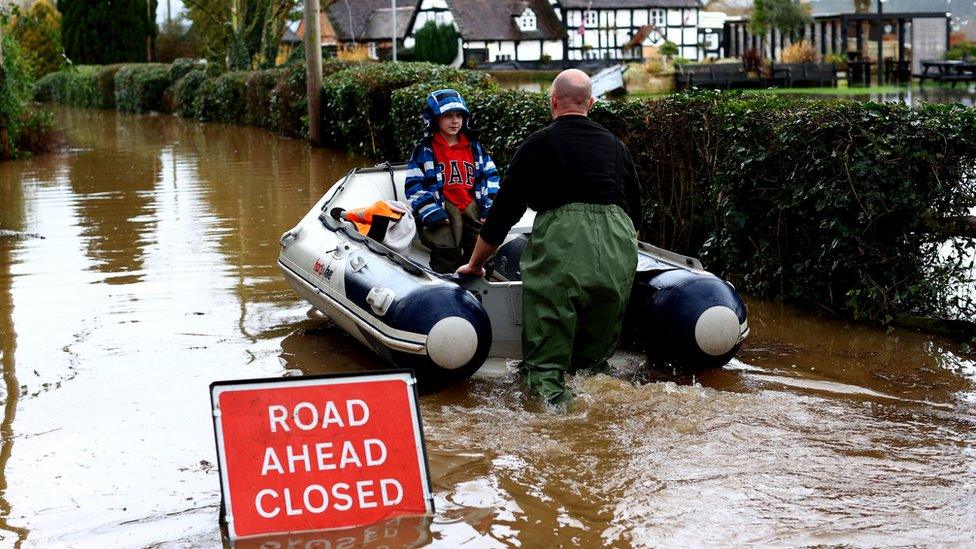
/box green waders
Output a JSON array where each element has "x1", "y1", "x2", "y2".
[{"x1": 520, "y1": 203, "x2": 638, "y2": 403}]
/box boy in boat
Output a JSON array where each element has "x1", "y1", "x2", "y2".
[{"x1": 406, "y1": 89, "x2": 500, "y2": 273}]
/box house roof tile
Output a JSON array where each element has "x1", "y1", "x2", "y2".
[{"x1": 448, "y1": 0, "x2": 566, "y2": 41}]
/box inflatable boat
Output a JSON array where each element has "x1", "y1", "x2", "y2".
[{"x1": 278, "y1": 164, "x2": 749, "y2": 391}]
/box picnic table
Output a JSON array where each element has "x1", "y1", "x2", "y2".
[{"x1": 920, "y1": 60, "x2": 976, "y2": 86}]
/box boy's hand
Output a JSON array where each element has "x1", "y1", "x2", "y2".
[{"x1": 432, "y1": 219, "x2": 451, "y2": 227}]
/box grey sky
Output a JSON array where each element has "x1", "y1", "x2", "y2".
[{"x1": 157, "y1": 0, "x2": 186, "y2": 24}]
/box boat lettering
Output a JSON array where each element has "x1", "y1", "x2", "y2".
[{"x1": 312, "y1": 258, "x2": 334, "y2": 281}]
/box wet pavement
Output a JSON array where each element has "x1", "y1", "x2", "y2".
[{"x1": 0, "y1": 108, "x2": 974, "y2": 547}]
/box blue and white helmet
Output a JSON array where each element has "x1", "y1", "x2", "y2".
[{"x1": 422, "y1": 88, "x2": 470, "y2": 128}]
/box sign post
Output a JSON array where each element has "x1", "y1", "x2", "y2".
[{"x1": 210, "y1": 371, "x2": 434, "y2": 539}]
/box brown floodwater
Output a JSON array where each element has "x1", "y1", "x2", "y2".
[{"x1": 0, "y1": 107, "x2": 974, "y2": 547}]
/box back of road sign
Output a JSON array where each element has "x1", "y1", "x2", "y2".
[{"x1": 210, "y1": 370, "x2": 434, "y2": 539}]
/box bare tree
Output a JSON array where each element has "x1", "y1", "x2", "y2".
[{"x1": 184, "y1": 0, "x2": 301, "y2": 68}]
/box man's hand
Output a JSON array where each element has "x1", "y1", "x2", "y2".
[
  {"x1": 456, "y1": 262, "x2": 485, "y2": 278},
  {"x1": 456, "y1": 236, "x2": 498, "y2": 279}
]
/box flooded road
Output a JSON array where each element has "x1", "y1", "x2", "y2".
[{"x1": 1, "y1": 108, "x2": 974, "y2": 547}]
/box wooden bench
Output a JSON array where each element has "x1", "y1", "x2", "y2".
[
  {"x1": 774, "y1": 63, "x2": 838, "y2": 87},
  {"x1": 675, "y1": 63, "x2": 761, "y2": 90}
]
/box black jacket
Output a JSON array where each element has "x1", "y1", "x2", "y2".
[{"x1": 480, "y1": 114, "x2": 643, "y2": 246}]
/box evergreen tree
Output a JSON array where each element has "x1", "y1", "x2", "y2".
[
  {"x1": 59, "y1": 0, "x2": 157, "y2": 64},
  {"x1": 414, "y1": 21, "x2": 458, "y2": 65}
]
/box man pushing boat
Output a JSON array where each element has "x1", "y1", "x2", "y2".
[{"x1": 457, "y1": 69, "x2": 644, "y2": 404}]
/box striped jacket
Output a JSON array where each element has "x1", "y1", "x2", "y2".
[{"x1": 405, "y1": 132, "x2": 500, "y2": 227}]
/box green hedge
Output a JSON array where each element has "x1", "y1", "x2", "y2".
[
  {"x1": 94, "y1": 64, "x2": 126, "y2": 108},
  {"x1": 168, "y1": 58, "x2": 202, "y2": 84},
  {"x1": 196, "y1": 71, "x2": 250, "y2": 123},
  {"x1": 686, "y1": 94, "x2": 976, "y2": 321},
  {"x1": 114, "y1": 64, "x2": 172, "y2": 114},
  {"x1": 321, "y1": 62, "x2": 495, "y2": 159},
  {"x1": 172, "y1": 69, "x2": 208, "y2": 118},
  {"x1": 34, "y1": 65, "x2": 100, "y2": 107},
  {"x1": 393, "y1": 87, "x2": 976, "y2": 322},
  {"x1": 269, "y1": 64, "x2": 308, "y2": 138},
  {"x1": 245, "y1": 69, "x2": 282, "y2": 130},
  {"x1": 2, "y1": 33, "x2": 57, "y2": 160}
]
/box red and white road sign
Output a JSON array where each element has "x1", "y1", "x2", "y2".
[{"x1": 210, "y1": 371, "x2": 434, "y2": 539}]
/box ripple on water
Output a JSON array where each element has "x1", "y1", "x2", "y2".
[{"x1": 421, "y1": 373, "x2": 976, "y2": 547}]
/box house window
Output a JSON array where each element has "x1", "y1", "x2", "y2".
[
  {"x1": 584, "y1": 10, "x2": 598, "y2": 27},
  {"x1": 517, "y1": 8, "x2": 537, "y2": 31},
  {"x1": 650, "y1": 9, "x2": 665, "y2": 27}
]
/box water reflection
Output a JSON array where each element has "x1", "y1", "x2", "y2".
[
  {"x1": 850, "y1": 85, "x2": 976, "y2": 106},
  {"x1": 774, "y1": 84, "x2": 976, "y2": 106},
  {"x1": 0, "y1": 108, "x2": 973, "y2": 546},
  {"x1": 231, "y1": 515, "x2": 434, "y2": 549},
  {"x1": 0, "y1": 165, "x2": 30, "y2": 545}
]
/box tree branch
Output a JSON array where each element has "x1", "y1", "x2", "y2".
[
  {"x1": 923, "y1": 215, "x2": 976, "y2": 239},
  {"x1": 183, "y1": 0, "x2": 226, "y2": 28}
]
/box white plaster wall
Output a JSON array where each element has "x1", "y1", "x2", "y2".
[
  {"x1": 517, "y1": 41, "x2": 542, "y2": 61},
  {"x1": 584, "y1": 30, "x2": 599, "y2": 48},
  {"x1": 616, "y1": 9, "x2": 631, "y2": 27},
  {"x1": 488, "y1": 41, "x2": 518, "y2": 62},
  {"x1": 667, "y1": 9, "x2": 682, "y2": 26},
  {"x1": 451, "y1": 37, "x2": 463, "y2": 67},
  {"x1": 664, "y1": 26, "x2": 680, "y2": 44},
  {"x1": 549, "y1": 0, "x2": 561, "y2": 20},
  {"x1": 543, "y1": 40, "x2": 563, "y2": 60},
  {"x1": 567, "y1": 31, "x2": 582, "y2": 48},
  {"x1": 617, "y1": 29, "x2": 631, "y2": 47},
  {"x1": 413, "y1": 10, "x2": 454, "y2": 29},
  {"x1": 567, "y1": 9, "x2": 582, "y2": 27},
  {"x1": 409, "y1": 0, "x2": 456, "y2": 52}
]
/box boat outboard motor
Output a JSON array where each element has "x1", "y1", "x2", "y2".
[{"x1": 625, "y1": 268, "x2": 748, "y2": 369}]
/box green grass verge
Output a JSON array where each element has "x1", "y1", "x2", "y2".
[{"x1": 487, "y1": 70, "x2": 561, "y2": 83}]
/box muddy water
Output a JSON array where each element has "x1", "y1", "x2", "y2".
[{"x1": 0, "y1": 108, "x2": 974, "y2": 547}]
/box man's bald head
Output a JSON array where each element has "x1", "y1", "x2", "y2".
[{"x1": 549, "y1": 69, "x2": 594, "y2": 118}]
